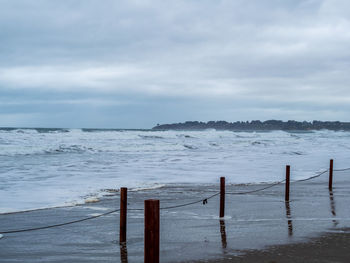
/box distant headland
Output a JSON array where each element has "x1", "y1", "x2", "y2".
[{"x1": 152, "y1": 120, "x2": 350, "y2": 131}]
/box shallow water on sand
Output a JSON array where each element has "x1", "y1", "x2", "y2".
[{"x1": 1, "y1": 170, "x2": 350, "y2": 262}]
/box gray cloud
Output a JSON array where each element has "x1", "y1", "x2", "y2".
[{"x1": 0, "y1": 0, "x2": 350, "y2": 128}]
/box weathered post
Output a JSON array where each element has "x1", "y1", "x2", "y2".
[
  {"x1": 285, "y1": 165, "x2": 290, "y2": 202},
  {"x1": 119, "y1": 242, "x2": 128, "y2": 263},
  {"x1": 329, "y1": 159, "x2": 334, "y2": 190},
  {"x1": 144, "y1": 199, "x2": 159, "y2": 263},
  {"x1": 284, "y1": 202, "x2": 293, "y2": 236},
  {"x1": 119, "y1": 187, "x2": 127, "y2": 244},
  {"x1": 219, "y1": 220, "x2": 227, "y2": 249},
  {"x1": 220, "y1": 177, "x2": 225, "y2": 218}
]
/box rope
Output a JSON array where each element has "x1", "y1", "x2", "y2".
[
  {"x1": 225, "y1": 168, "x2": 330, "y2": 195},
  {"x1": 160, "y1": 192, "x2": 220, "y2": 210},
  {"x1": 226, "y1": 180, "x2": 285, "y2": 195},
  {"x1": 291, "y1": 169, "x2": 328, "y2": 183},
  {"x1": 127, "y1": 192, "x2": 220, "y2": 211},
  {"x1": 0, "y1": 193, "x2": 219, "y2": 234},
  {"x1": 334, "y1": 167, "x2": 350, "y2": 172},
  {"x1": 0, "y1": 209, "x2": 119, "y2": 234}
]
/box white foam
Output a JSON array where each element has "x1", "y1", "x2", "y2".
[
  {"x1": 129, "y1": 184, "x2": 166, "y2": 192},
  {"x1": 85, "y1": 197, "x2": 100, "y2": 203},
  {"x1": 83, "y1": 206, "x2": 109, "y2": 211}
]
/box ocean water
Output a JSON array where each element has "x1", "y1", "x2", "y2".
[{"x1": 0, "y1": 128, "x2": 349, "y2": 214}]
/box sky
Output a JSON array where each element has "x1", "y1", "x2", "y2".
[{"x1": 1, "y1": 0, "x2": 350, "y2": 128}]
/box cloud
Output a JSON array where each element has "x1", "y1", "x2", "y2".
[
  {"x1": 0, "y1": 0, "x2": 350, "y2": 127},
  {"x1": 0, "y1": 65, "x2": 143, "y2": 91}
]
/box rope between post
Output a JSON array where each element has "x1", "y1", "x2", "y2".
[
  {"x1": 334, "y1": 167, "x2": 350, "y2": 172},
  {"x1": 225, "y1": 169, "x2": 330, "y2": 195},
  {"x1": 0, "y1": 209, "x2": 120, "y2": 234},
  {"x1": 291, "y1": 169, "x2": 328, "y2": 183},
  {"x1": 128, "y1": 192, "x2": 220, "y2": 211},
  {"x1": 226, "y1": 180, "x2": 285, "y2": 195},
  {"x1": 160, "y1": 192, "x2": 220, "y2": 210}
]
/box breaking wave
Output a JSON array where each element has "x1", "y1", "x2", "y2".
[
  {"x1": 183, "y1": 144, "x2": 198, "y2": 150},
  {"x1": 0, "y1": 128, "x2": 71, "y2": 134},
  {"x1": 44, "y1": 145, "x2": 96, "y2": 154},
  {"x1": 139, "y1": 135, "x2": 165, "y2": 139},
  {"x1": 0, "y1": 144, "x2": 98, "y2": 156}
]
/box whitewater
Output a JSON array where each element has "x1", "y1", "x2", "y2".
[{"x1": 0, "y1": 128, "x2": 349, "y2": 214}]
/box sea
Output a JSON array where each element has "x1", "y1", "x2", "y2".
[{"x1": 0, "y1": 128, "x2": 349, "y2": 214}]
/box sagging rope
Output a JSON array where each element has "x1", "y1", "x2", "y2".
[
  {"x1": 0, "y1": 192, "x2": 221, "y2": 234},
  {"x1": 226, "y1": 180, "x2": 286, "y2": 195},
  {"x1": 160, "y1": 192, "x2": 220, "y2": 209},
  {"x1": 130, "y1": 168, "x2": 331, "y2": 207},
  {"x1": 127, "y1": 192, "x2": 220, "y2": 211},
  {"x1": 225, "y1": 168, "x2": 331, "y2": 195},
  {"x1": 0, "y1": 209, "x2": 120, "y2": 234},
  {"x1": 334, "y1": 167, "x2": 350, "y2": 172},
  {"x1": 291, "y1": 169, "x2": 328, "y2": 183}
]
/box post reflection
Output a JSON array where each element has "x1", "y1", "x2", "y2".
[
  {"x1": 285, "y1": 202, "x2": 293, "y2": 236},
  {"x1": 219, "y1": 219, "x2": 227, "y2": 251},
  {"x1": 328, "y1": 190, "x2": 339, "y2": 227},
  {"x1": 119, "y1": 242, "x2": 128, "y2": 263}
]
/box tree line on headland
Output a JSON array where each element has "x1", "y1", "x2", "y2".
[{"x1": 152, "y1": 120, "x2": 350, "y2": 131}]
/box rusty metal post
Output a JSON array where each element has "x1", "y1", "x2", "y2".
[
  {"x1": 220, "y1": 177, "x2": 225, "y2": 218},
  {"x1": 119, "y1": 187, "x2": 127, "y2": 244},
  {"x1": 329, "y1": 159, "x2": 333, "y2": 190},
  {"x1": 285, "y1": 165, "x2": 290, "y2": 202},
  {"x1": 144, "y1": 199, "x2": 159, "y2": 263}
]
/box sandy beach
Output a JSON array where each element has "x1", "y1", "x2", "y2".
[{"x1": 1, "y1": 169, "x2": 350, "y2": 262}]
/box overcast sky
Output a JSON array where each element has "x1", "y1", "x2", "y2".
[{"x1": 1, "y1": 0, "x2": 350, "y2": 128}]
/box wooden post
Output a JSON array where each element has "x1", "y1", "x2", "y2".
[
  {"x1": 285, "y1": 165, "x2": 290, "y2": 202},
  {"x1": 329, "y1": 159, "x2": 333, "y2": 190},
  {"x1": 285, "y1": 202, "x2": 293, "y2": 236},
  {"x1": 220, "y1": 177, "x2": 225, "y2": 218},
  {"x1": 219, "y1": 220, "x2": 227, "y2": 249},
  {"x1": 119, "y1": 242, "x2": 128, "y2": 263},
  {"x1": 144, "y1": 199, "x2": 159, "y2": 263},
  {"x1": 119, "y1": 187, "x2": 127, "y2": 244}
]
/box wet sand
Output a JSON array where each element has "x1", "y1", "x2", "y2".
[
  {"x1": 190, "y1": 229, "x2": 350, "y2": 263},
  {"x1": 1, "y1": 170, "x2": 350, "y2": 262}
]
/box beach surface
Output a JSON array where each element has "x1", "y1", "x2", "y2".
[
  {"x1": 1, "y1": 170, "x2": 350, "y2": 262},
  {"x1": 191, "y1": 229, "x2": 350, "y2": 263}
]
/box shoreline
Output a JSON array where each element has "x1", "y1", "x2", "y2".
[
  {"x1": 0, "y1": 180, "x2": 289, "y2": 216},
  {"x1": 1, "y1": 174, "x2": 349, "y2": 262}
]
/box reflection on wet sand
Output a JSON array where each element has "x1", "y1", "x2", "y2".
[
  {"x1": 219, "y1": 219, "x2": 227, "y2": 251},
  {"x1": 285, "y1": 202, "x2": 293, "y2": 236},
  {"x1": 120, "y1": 242, "x2": 128, "y2": 263},
  {"x1": 329, "y1": 190, "x2": 339, "y2": 227}
]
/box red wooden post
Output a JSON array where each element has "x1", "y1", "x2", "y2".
[
  {"x1": 119, "y1": 187, "x2": 127, "y2": 244},
  {"x1": 285, "y1": 165, "x2": 290, "y2": 202},
  {"x1": 220, "y1": 177, "x2": 225, "y2": 218},
  {"x1": 329, "y1": 159, "x2": 333, "y2": 190},
  {"x1": 144, "y1": 199, "x2": 159, "y2": 263}
]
